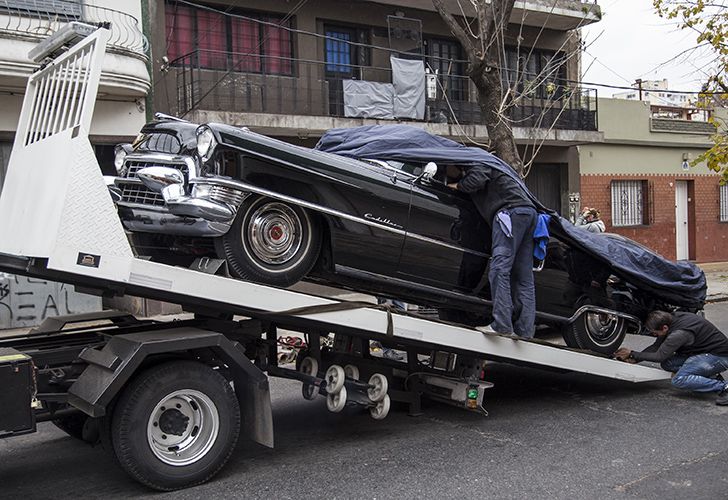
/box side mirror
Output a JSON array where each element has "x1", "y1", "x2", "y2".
[
  {"x1": 415, "y1": 162, "x2": 438, "y2": 184},
  {"x1": 423, "y1": 162, "x2": 438, "y2": 179}
]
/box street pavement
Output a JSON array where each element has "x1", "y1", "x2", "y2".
[{"x1": 1, "y1": 305, "x2": 728, "y2": 498}]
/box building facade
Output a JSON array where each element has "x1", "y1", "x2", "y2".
[
  {"x1": 578, "y1": 97, "x2": 725, "y2": 262},
  {"x1": 144, "y1": 0, "x2": 603, "y2": 215}
]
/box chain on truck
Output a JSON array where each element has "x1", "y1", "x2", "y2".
[{"x1": 0, "y1": 24, "x2": 671, "y2": 491}]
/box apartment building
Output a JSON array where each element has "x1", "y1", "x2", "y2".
[{"x1": 144, "y1": 0, "x2": 603, "y2": 215}]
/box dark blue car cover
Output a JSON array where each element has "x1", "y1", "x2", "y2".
[{"x1": 316, "y1": 124, "x2": 707, "y2": 309}]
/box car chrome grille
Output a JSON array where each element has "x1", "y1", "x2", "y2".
[
  {"x1": 119, "y1": 159, "x2": 188, "y2": 207},
  {"x1": 118, "y1": 182, "x2": 165, "y2": 206},
  {"x1": 125, "y1": 160, "x2": 188, "y2": 179}
]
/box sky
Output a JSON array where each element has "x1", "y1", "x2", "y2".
[{"x1": 581, "y1": 0, "x2": 707, "y2": 96}]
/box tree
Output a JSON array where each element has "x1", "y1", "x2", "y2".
[
  {"x1": 432, "y1": 0, "x2": 523, "y2": 174},
  {"x1": 654, "y1": 1, "x2": 728, "y2": 181}
]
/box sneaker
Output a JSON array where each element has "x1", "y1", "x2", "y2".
[
  {"x1": 382, "y1": 348, "x2": 405, "y2": 361},
  {"x1": 716, "y1": 386, "x2": 728, "y2": 406},
  {"x1": 476, "y1": 324, "x2": 496, "y2": 334}
]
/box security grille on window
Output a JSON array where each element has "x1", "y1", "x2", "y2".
[
  {"x1": 720, "y1": 184, "x2": 728, "y2": 222},
  {"x1": 611, "y1": 180, "x2": 647, "y2": 226}
]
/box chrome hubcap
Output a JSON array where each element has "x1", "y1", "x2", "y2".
[
  {"x1": 585, "y1": 312, "x2": 621, "y2": 344},
  {"x1": 247, "y1": 202, "x2": 303, "y2": 265},
  {"x1": 147, "y1": 390, "x2": 219, "y2": 466}
]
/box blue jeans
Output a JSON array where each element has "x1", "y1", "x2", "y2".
[
  {"x1": 488, "y1": 206, "x2": 537, "y2": 338},
  {"x1": 661, "y1": 354, "x2": 728, "y2": 393}
]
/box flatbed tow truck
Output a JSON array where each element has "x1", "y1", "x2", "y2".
[{"x1": 0, "y1": 25, "x2": 670, "y2": 490}]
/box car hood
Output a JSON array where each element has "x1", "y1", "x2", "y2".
[{"x1": 316, "y1": 124, "x2": 707, "y2": 309}]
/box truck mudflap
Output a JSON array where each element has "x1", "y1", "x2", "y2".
[{"x1": 67, "y1": 327, "x2": 274, "y2": 448}]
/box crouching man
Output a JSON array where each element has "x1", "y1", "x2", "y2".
[{"x1": 615, "y1": 310, "x2": 728, "y2": 405}]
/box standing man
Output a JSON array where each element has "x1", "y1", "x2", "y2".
[
  {"x1": 448, "y1": 165, "x2": 537, "y2": 338},
  {"x1": 615, "y1": 310, "x2": 728, "y2": 405}
]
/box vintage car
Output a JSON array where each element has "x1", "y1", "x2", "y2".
[{"x1": 106, "y1": 119, "x2": 707, "y2": 355}]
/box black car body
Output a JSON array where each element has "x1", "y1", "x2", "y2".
[{"x1": 106, "y1": 120, "x2": 707, "y2": 354}]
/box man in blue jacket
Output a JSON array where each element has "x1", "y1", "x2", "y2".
[
  {"x1": 448, "y1": 165, "x2": 537, "y2": 338},
  {"x1": 615, "y1": 310, "x2": 728, "y2": 405}
]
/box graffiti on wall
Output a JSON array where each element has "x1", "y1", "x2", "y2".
[{"x1": 0, "y1": 273, "x2": 102, "y2": 329}]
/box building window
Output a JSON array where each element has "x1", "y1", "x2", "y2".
[
  {"x1": 324, "y1": 25, "x2": 369, "y2": 77},
  {"x1": 165, "y1": 1, "x2": 293, "y2": 74},
  {"x1": 720, "y1": 184, "x2": 728, "y2": 222},
  {"x1": 611, "y1": 180, "x2": 649, "y2": 226},
  {"x1": 425, "y1": 38, "x2": 466, "y2": 101},
  {"x1": 503, "y1": 47, "x2": 567, "y2": 98}
]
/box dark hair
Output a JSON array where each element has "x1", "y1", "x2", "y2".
[{"x1": 645, "y1": 310, "x2": 673, "y2": 331}]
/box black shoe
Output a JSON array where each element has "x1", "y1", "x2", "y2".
[{"x1": 716, "y1": 387, "x2": 728, "y2": 406}]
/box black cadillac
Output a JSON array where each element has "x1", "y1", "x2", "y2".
[{"x1": 105, "y1": 119, "x2": 707, "y2": 355}]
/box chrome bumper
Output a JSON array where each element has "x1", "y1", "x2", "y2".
[{"x1": 116, "y1": 203, "x2": 232, "y2": 237}]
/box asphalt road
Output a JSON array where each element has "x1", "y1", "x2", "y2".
[{"x1": 2, "y1": 305, "x2": 728, "y2": 499}]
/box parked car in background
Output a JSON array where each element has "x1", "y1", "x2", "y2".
[{"x1": 106, "y1": 120, "x2": 707, "y2": 355}]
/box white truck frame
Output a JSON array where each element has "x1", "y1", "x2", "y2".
[{"x1": 0, "y1": 26, "x2": 670, "y2": 491}]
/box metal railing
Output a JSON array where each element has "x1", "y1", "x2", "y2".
[
  {"x1": 0, "y1": 0, "x2": 147, "y2": 55},
  {"x1": 170, "y1": 49, "x2": 598, "y2": 132}
]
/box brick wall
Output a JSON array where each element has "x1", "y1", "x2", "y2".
[{"x1": 580, "y1": 173, "x2": 728, "y2": 262}]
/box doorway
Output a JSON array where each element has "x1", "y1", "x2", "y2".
[{"x1": 674, "y1": 180, "x2": 695, "y2": 260}]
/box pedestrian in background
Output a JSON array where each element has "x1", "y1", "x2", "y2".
[{"x1": 576, "y1": 207, "x2": 605, "y2": 233}]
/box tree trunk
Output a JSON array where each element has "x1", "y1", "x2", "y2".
[
  {"x1": 476, "y1": 66, "x2": 522, "y2": 173},
  {"x1": 432, "y1": 0, "x2": 522, "y2": 176}
]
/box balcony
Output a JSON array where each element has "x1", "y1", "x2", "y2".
[
  {"x1": 0, "y1": 0, "x2": 149, "y2": 96},
  {"x1": 169, "y1": 49, "x2": 598, "y2": 137}
]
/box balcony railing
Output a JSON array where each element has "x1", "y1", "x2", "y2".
[
  {"x1": 170, "y1": 49, "x2": 597, "y2": 132},
  {"x1": 0, "y1": 0, "x2": 147, "y2": 56}
]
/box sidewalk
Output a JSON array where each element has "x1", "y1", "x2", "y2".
[{"x1": 699, "y1": 262, "x2": 728, "y2": 303}]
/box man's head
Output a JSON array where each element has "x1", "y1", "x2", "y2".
[
  {"x1": 644, "y1": 310, "x2": 673, "y2": 336},
  {"x1": 445, "y1": 164, "x2": 463, "y2": 181}
]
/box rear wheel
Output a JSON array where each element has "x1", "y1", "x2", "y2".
[
  {"x1": 110, "y1": 360, "x2": 240, "y2": 491},
  {"x1": 217, "y1": 196, "x2": 321, "y2": 287},
  {"x1": 563, "y1": 309, "x2": 627, "y2": 355}
]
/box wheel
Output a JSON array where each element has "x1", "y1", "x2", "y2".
[
  {"x1": 325, "y1": 365, "x2": 345, "y2": 395},
  {"x1": 344, "y1": 364, "x2": 359, "y2": 380},
  {"x1": 216, "y1": 195, "x2": 322, "y2": 287},
  {"x1": 367, "y1": 373, "x2": 389, "y2": 403},
  {"x1": 369, "y1": 395, "x2": 391, "y2": 420},
  {"x1": 326, "y1": 386, "x2": 347, "y2": 413},
  {"x1": 110, "y1": 360, "x2": 240, "y2": 491},
  {"x1": 563, "y1": 310, "x2": 627, "y2": 355},
  {"x1": 299, "y1": 356, "x2": 319, "y2": 401}
]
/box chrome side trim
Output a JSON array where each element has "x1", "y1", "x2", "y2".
[{"x1": 191, "y1": 177, "x2": 489, "y2": 258}]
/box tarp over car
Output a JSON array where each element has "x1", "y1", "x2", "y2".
[{"x1": 316, "y1": 124, "x2": 707, "y2": 310}]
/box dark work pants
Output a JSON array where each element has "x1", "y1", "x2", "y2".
[{"x1": 488, "y1": 206, "x2": 537, "y2": 338}]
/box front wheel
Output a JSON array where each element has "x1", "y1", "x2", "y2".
[
  {"x1": 110, "y1": 360, "x2": 240, "y2": 491},
  {"x1": 563, "y1": 310, "x2": 627, "y2": 355},
  {"x1": 217, "y1": 196, "x2": 321, "y2": 287}
]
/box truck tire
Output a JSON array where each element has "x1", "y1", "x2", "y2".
[{"x1": 110, "y1": 360, "x2": 240, "y2": 491}]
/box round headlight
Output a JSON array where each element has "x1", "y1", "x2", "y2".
[
  {"x1": 114, "y1": 144, "x2": 128, "y2": 174},
  {"x1": 197, "y1": 127, "x2": 216, "y2": 159}
]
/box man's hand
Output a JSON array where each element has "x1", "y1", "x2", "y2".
[
  {"x1": 447, "y1": 183, "x2": 458, "y2": 190},
  {"x1": 614, "y1": 347, "x2": 633, "y2": 361}
]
